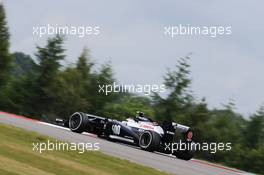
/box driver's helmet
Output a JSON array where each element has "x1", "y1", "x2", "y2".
[
  {"x1": 135, "y1": 111, "x2": 150, "y2": 122},
  {"x1": 137, "y1": 111, "x2": 145, "y2": 117}
]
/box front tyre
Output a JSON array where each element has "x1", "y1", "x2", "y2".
[
  {"x1": 69, "y1": 112, "x2": 89, "y2": 133},
  {"x1": 139, "y1": 131, "x2": 161, "y2": 152}
]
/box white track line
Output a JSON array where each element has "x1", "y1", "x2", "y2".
[{"x1": 38, "y1": 121, "x2": 97, "y2": 137}]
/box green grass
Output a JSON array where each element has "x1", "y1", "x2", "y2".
[{"x1": 0, "y1": 124, "x2": 169, "y2": 175}]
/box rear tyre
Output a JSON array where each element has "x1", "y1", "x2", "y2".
[
  {"x1": 175, "y1": 151, "x2": 194, "y2": 160},
  {"x1": 174, "y1": 141, "x2": 195, "y2": 160},
  {"x1": 139, "y1": 131, "x2": 161, "y2": 152},
  {"x1": 69, "y1": 112, "x2": 89, "y2": 133}
]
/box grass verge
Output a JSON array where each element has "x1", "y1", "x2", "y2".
[{"x1": 0, "y1": 123, "x2": 169, "y2": 175}]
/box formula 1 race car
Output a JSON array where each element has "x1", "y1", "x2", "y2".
[{"x1": 56, "y1": 111, "x2": 195, "y2": 160}]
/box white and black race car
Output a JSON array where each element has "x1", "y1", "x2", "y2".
[{"x1": 56, "y1": 111, "x2": 195, "y2": 160}]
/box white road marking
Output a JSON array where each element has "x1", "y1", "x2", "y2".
[
  {"x1": 38, "y1": 121, "x2": 97, "y2": 137},
  {"x1": 38, "y1": 121, "x2": 70, "y2": 130}
]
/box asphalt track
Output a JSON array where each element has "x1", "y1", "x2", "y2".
[{"x1": 0, "y1": 112, "x2": 252, "y2": 175}]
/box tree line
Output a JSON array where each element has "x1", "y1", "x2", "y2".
[{"x1": 0, "y1": 4, "x2": 263, "y2": 174}]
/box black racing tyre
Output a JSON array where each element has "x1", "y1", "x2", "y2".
[
  {"x1": 175, "y1": 150, "x2": 194, "y2": 160},
  {"x1": 139, "y1": 130, "x2": 161, "y2": 152},
  {"x1": 69, "y1": 112, "x2": 89, "y2": 133},
  {"x1": 174, "y1": 142, "x2": 195, "y2": 161}
]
